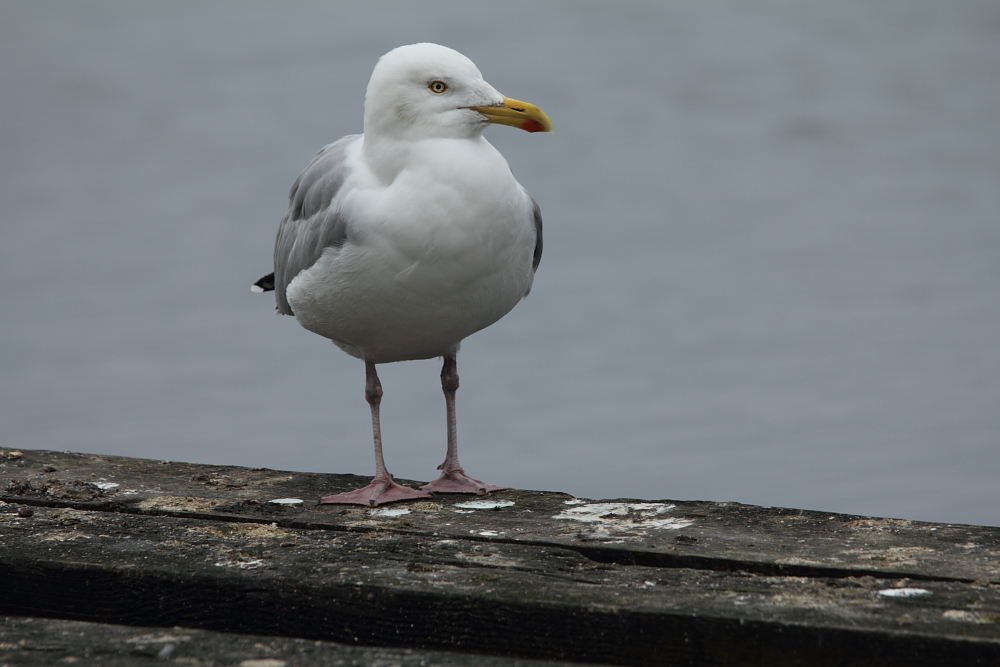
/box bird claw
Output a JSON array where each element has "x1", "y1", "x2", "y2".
[
  {"x1": 320, "y1": 477, "x2": 432, "y2": 506},
  {"x1": 420, "y1": 468, "x2": 512, "y2": 495}
]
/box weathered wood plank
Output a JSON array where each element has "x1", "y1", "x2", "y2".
[
  {"x1": 2, "y1": 446, "x2": 1000, "y2": 666},
  {"x1": 2, "y1": 448, "x2": 998, "y2": 584},
  {"x1": 0, "y1": 615, "x2": 598, "y2": 666},
  {"x1": 2, "y1": 505, "x2": 999, "y2": 666}
]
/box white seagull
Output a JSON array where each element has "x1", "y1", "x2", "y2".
[{"x1": 253, "y1": 43, "x2": 552, "y2": 506}]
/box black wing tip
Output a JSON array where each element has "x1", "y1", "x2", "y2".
[
  {"x1": 252, "y1": 272, "x2": 275, "y2": 293},
  {"x1": 530, "y1": 197, "x2": 543, "y2": 272}
]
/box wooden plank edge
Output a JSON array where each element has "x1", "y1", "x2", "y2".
[
  {"x1": 0, "y1": 493, "x2": 983, "y2": 586},
  {"x1": 0, "y1": 615, "x2": 601, "y2": 666},
  {"x1": 2, "y1": 507, "x2": 999, "y2": 667}
]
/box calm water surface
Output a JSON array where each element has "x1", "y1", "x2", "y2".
[{"x1": 2, "y1": 2, "x2": 998, "y2": 525}]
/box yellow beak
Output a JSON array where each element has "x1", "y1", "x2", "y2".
[{"x1": 467, "y1": 96, "x2": 554, "y2": 133}]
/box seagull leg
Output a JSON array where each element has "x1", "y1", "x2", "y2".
[
  {"x1": 421, "y1": 354, "x2": 513, "y2": 495},
  {"x1": 320, "y1": 359, "x2": 432, "y2": 506}
]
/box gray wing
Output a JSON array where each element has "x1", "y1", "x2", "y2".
[
  {"x1": 529, "y1": 194, "x2": 543, "y2": 272},
  {"x1": 272, "y1": 135, "x2": 360, "y2": 316}
]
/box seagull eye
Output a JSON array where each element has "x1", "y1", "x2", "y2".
[{"x1": 428, "y1": 80, "x2": 448, "y2": 94}]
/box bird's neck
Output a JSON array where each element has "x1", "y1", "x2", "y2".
[
  {"x1": 362, "y1": 131, "x2": 488, "y2": 186},
  {"x1": 361, "y1": 134, "x2": 410, "y2": 184}
]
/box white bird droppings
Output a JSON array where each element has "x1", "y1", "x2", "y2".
[
  {"x1": 553, "y1": 503, "x2": 694, "y2": 530},
  {"x1": 454, "y1": 500, "x2": 515, "y2": 510},
  {"x1": 215, "y1": 559, "x2": 265, "y2": 569},
  {"x1": 370, "y1": 507, "x2": 411, "y2": 517},
  {"x1": 877, "y1": 588, "x2": 930, "y2": 598},
  {"x1": 92, "y1": 481, "x2": 119, "y2": 490},
  {"x1": 268, "y1": 498, "x2": 304, "y2": 505}
]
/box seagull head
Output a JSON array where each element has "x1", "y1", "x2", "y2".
[{"x1": 364, "y1": 43, "x2": 553, "y2": 142}]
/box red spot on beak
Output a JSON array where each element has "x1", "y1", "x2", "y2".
[{"x1": 520, "y1": 119, "x2": 546, "y2": 133}]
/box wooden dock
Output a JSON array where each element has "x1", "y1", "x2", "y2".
[{"x1": 1, "y1": 447, "x2": 998, "y2": 666}]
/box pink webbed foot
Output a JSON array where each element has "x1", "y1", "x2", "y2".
[
  {"x1": 420, "y1": 467, "x2": 513, "y2": 495},
  {"x1": 320, "y1": 476, "x2": 432, "y2": 506}
]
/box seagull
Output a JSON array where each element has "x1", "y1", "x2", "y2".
[{"x1": 253, "y1": 43, "x2": 552, "y2": 506}]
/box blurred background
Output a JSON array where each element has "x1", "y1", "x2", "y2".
[{"x1": 2, "y1": 2, "x2": 998, "y2": 526}]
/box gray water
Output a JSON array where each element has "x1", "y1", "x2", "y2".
[{"x1": 2, "y1": 2, "x2": 998, "y2": 526}]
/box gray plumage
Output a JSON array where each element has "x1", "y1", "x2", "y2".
[{"x1": 271, "y1": 136, "x2": 357, "y2": 316}]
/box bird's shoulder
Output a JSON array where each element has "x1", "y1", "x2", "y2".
[{"x1": 287, "y1": 134, "x2": 362, "y2": 222}]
